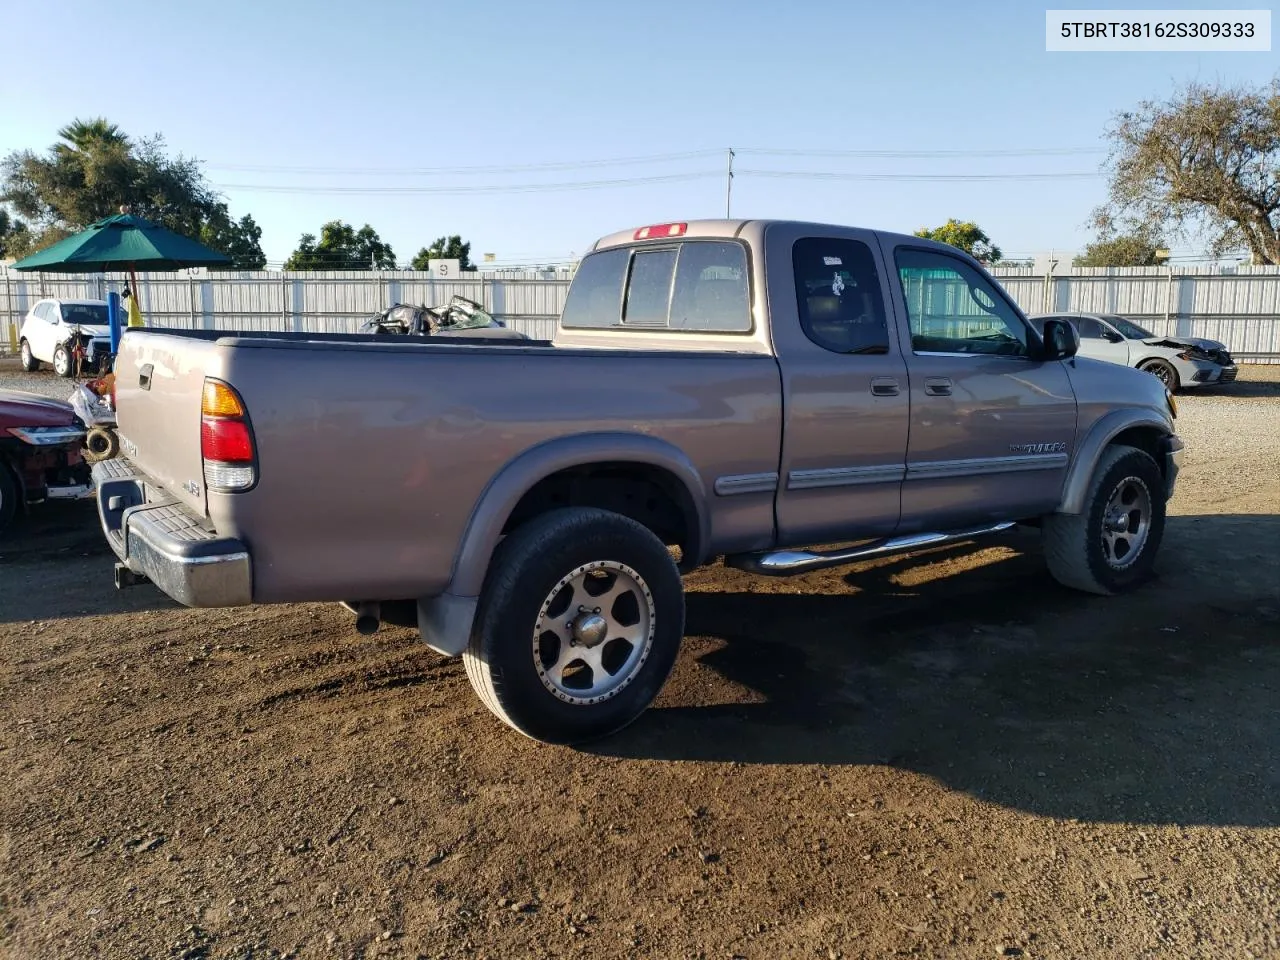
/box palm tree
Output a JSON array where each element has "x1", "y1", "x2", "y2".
[{"x1": 56, "y1": 118, "x2": 129, "y2": 151}]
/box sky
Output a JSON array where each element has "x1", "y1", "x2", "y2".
[{"x1": 2, "y1": 0, "x2": 1276, "y2": 268}]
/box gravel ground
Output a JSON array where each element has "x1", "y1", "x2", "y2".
[{"x1": 1, "y1": 361, "x2": 1278, "y2": 960}]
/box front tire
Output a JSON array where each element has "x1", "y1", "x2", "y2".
[
  {"x1": 19, "y1": 340, "x2": 40, "y2": 372},
  {"x1": 1139, "y1": 358, "x2": 1180, "y2": 392},
  {"x1": 53, "y1": 345, "x2": 73, "y2": 378},
  {"x1": 463, "y1": 507, "x2": 685, "y2": 744},
  {"x1": 1042, "y1": 444, "x2": 1166, "y2": 596}
]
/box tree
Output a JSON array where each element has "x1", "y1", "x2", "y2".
[
  {"x1": 284, "y1": 221, "x2": 396, "y2": 271},
  {"x1": 0, "y1": 209, "x2": 28, "y2": 259},
  {"x1": 411, "y1": 235, "x2": 473, "y2": 271},
  {"x1": 1097, "y1": 77, "x2": 1280, "y2": 264},
  {"x1": 0, "y1": 117, "x2": 262, "y2": 265},
  {"x1": 1073, "y1": 231, "x2": 1164, "y2": 267},
  {"x1": 200, "y1": 211, "x2": 266, "y2": 270},
  {"x1": 913, "y1": 219, "x2": 1003, "y2": 263}
]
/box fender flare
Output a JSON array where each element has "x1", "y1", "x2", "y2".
[
  {"x1": 445, "y1": 431, "x2": 711, "y2": 598},
  {"x1": 1057, "y1": 409, "x2": 1173, "y2": 515}
]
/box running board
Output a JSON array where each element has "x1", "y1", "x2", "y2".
[{"x1": 724, "y1": 522, "x2": 1017, "y2": 576}]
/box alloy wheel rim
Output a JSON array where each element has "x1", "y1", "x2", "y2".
[
  {"x1": 533, "y1": 560, "x2": 655, "y2": 705},
  {"x1": 1100, "y1": 475, "x2": 1152, "y2": 570}
]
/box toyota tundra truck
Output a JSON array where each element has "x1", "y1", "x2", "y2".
[{"x1": 91, "y1": 220, "x2": 1183, "y2": 743}]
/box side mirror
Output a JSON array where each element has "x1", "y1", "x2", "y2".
[
  {"x1": 1104, "y1": 330, "x2": 1124, "y2": 343},
  {"x1": 1042, "y1": 318, "x2": 1080, "y2": 361}
]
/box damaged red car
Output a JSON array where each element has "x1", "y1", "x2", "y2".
[{"x1": 0, "y1": 389, "x2": 92, "y2": 536}]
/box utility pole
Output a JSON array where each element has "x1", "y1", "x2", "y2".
[{"x1": 725, "y1": 147, "x2": 735, "y2": 219}]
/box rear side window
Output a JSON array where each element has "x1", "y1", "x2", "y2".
[
  {"x1": 793, "y1": 237, "x2": 889, "y2": 354},
  {"x1": 561, "y1": 241, "x2": 751, "y2": 332}
]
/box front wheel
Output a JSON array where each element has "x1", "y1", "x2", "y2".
[
  {"x1": 1042, "y1": 444, "x2": 1166, "y2": 596},
  {"x1": 19, "y1": 340, "x2": 40, "y2": 372},
  {"x1": 1139, "y1": 358, "x2": 1180, "y2": 392},
  {"x1": 52, "y1": 345, "x2": 73, "y2": 378},
  {"x1": 463, "y1": 507, "x2": 685, "y2": 744}
]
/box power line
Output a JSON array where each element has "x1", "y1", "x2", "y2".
[
  {"x1": 736, "y1": 146, "x2": 1104, "y2": 159},
  {"x1": 206, "y1": 149, "x2": 723, "y2": 177},
  {"x1": 204, "y1": 146, "x2": 1103, "y2": 177},
  {"x1": 738, "y1": 169, "x2": 1102, "y2": 182},
  {"x1": 217, "y1": 168, "x2": 1101, "y2": 197},
  {"x1": 214, "y1": 171, "x2": 718, "y2": 195}
]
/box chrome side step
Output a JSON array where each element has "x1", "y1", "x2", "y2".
[{"x1": 724, "y1": 521, "x2": 1017, "y2": 576}]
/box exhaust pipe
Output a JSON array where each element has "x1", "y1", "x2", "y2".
[{"x1": 354, "y1": 601, "x2": 381, "y2": 636}]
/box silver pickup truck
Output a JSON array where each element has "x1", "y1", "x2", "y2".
[{"x1": 93, "y1": 219, "x2": 1183, "y2": 743}]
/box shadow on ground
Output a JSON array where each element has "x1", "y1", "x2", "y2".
[
  {"x1": 593, "y1": 515, "x2": 1280, "y2": 828},
  {"x1": 0, "y1": 500, "x2": 177, "y2": 622}
]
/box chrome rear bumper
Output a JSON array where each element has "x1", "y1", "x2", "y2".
[{"x1": 92, "y1": 459, "x2": 252, "y2": 607}]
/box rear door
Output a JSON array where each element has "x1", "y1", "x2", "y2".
[
  {"x1": 28, "y1": 302, "x2": 57, "y2": 359},
  {"x1": 768, "y1": 224, "x2": 910, "y2": 545},
  {"x1": 114, "y1": 332, "x2": 220, "y2": 516},
  {"x1": 883, "y1": 243, "x2": 1077, "y2": 533}
]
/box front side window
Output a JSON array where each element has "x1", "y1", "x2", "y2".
[
  {"x1": 1108, "y1": 315, "x2": 1156, "y2": 340},
  {"x1": 562, "y1": 241, "x2": 751, "y2": 332},
  {"x1": 895, "y1": 249, "x2": 1030, "y2": 356},
  {"x1": 1078, "y1": 317, "x2": 1107, "y2": 339},
  {"x1": 792, "y1": 237, "x2": 889, "y2": 354},
  {"x1": 32, "y1": 302, "x2": 52, "y2": 322}
]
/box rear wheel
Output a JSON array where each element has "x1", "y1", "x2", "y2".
[
  {"x1": 1139, "y1": 358, "x2": 1180, "y2": 392},
  {"x1": 53, "y1": 345, "x2": 73, "y2": 378},
  {"x1": 19, "y1": 340, "x2": 39, "y2": 372},
  {"x1": 463, "y1": 507, "x2": 685, "y2": 744},
  {"x1": 1042, "y1": 445, "x2": 1166, "y2": 595}
]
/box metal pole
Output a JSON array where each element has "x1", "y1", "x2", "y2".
[
  {"x1": 725, "y1": 147, "x2": 735, "y2": 218},
  {"x1": 4, "y1": 270, "x2": 14, "y2": 354}
]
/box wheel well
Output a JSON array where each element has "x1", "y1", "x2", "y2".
[
  {"x1": 502, "y1": 462, "x2": 699, "y2": 565},
  {"x1": 1110, "y1": 426, "x2": 1167, "y2": 481}
]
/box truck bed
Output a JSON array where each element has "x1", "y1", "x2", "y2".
[{"x1": 111, "y1": 327, "x2": 783, "y2": 604}]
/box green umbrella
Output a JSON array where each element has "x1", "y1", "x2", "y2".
[{"x1": 8, "y1": 213, "x2": 231, "y2": 272}]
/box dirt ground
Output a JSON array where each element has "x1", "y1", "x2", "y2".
[{"x1": 2, "y1": 365, "x2": 1279, "y2": 960}]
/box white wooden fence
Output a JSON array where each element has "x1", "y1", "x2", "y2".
[{"x1": 4, "y1": 265, "x2": 1279, "y2": 360}]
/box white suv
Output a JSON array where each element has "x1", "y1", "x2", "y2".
[{"x1": 18, "y1": 298, "x2": 112, "y2": 377}]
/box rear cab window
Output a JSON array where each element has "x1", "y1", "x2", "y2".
[{"x1": 561, "y1": 240, "x2": 751, "y2": 333}]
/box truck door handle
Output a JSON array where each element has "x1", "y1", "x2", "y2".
[
  {"x1": 924, "y1": 377, "x2": 953, "y2": 397},
  {"x1": 139, "y1": 364, "x2": 153, "y2": 391},
  {"x1": 870, "y1": 377, "x2": 900, "y2": 397}
]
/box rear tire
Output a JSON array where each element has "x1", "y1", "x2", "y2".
[
  {"x1": 1139, "y1": 358, "x2": 1180, "y2": 392},
  {"x1": 53, "y1": 345, "x2": 73, "y2": 378},
  {"x1": 1042, "y1": 444, "x2": 1166, "y2": 596},
  {"x1": 463, "y1": 507, "x2": 685, "y2": 744},
  {"x1": 19, "y1": 340, "x2": 40, "y2": 372}
]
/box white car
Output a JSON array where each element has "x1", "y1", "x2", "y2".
[
  {"x1": 1029, "y1": 312, "x2": 1237, "y2": 392},
  {"x1": 18, "y1": 298, "x2": 113, "y2": 378}
]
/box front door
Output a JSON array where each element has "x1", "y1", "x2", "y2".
[
  {"x1": 883, "y1": 243, "x2": 1078, "y2": 533},
  {"x1": 769, "y1": 227, "x2": 911, "y2": 546}
]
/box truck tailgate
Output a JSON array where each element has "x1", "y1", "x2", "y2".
[{"x1": 114, "y1": 332, "x2": 220, "y2": 517}]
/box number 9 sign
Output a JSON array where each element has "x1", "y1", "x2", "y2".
[{"x1": 429, "y1": 259, "x2": 460, "y2": 279}]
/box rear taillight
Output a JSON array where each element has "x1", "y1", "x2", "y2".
[{"x1": 201, "y1": 379, "x2": 256, "y2": 492}]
